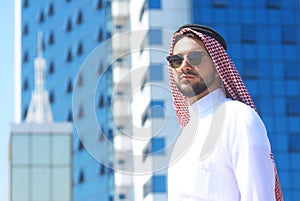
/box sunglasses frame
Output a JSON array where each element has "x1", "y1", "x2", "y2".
[{"x1": 166, "y1": 51, "x2": 208, "y2": 69}]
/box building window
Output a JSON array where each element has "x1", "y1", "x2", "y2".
[
  {"x1": 23, "y1": 51, "x2": 29, "y2": 63},
  {"x1": 289, "y1": 134, "x2": 300, "y2": 152},
  {"x1": 117, "y1": 159, "x2": 125, "y2": 165},
  {"x1": 23, "y1": 78, "x2": 29, "y2": 90},
  {"x1": 266, "y1": 0, "x2": 281, "y2": 9},
  {"x1": 77, "y1": 42, "x2": 83, "y2": 56},
  {"x1": 106, "y1": 31, "x2": 112, "y2": 40},
  {"x1": 143, "y1": 142, "x2": 150, "y2": 161},
  {"x1": 37, "y1": 10, "x2": 45, "y2": 23},
  {"x1": 151, "y1": 138, "x2": 165, "y2": 154},
  {"x1": 143, "y1": 175, "x2": 166, "y2": 197},
  {"x1": 241, "y1": 25, "x2": 256, "y2": 44},
  {"x1": 287, "y1": 97, "x2": 300, "y2": 115},
  {"x1": 140, "y1": 73, "x2": 148, "y2": 91},
  {"x1": 76, "y1": 73, "x2": 84, "y2": 87},
  {"x1": 149, "y1": 29, "x2": 162, "y2": 45},
  {"x1": 285, "y1": 61, "x2": 299, "y2": 79},
  {"x1": 243, "y1": 60, "x2": 258, "y2": 79},
  {"x1": 47, "y1": 2, "x2": 54, "y2": 16},
  {"x1": 48, "y1": 61, "x2": 55, "y2": 74},
  {"x1": 48, "y1": 31, "x2": 55, "y2": 45},
  {"x1": 66, "y1": 48, "x2": 72, "y2": 62},
  {"x1": 77, "y1": 140, "x2": 84, "y2": 151},
  {"x1": 96, "y1": 28, "x2": 103, "y2": 42},
  {"x1": 143, "y1": 138, "x2": 165, "y2": 161},
  {"x1": 118, "y1": 194, "x2": 126, "y2": 199},
  {"x1": 99, "y1": 164, "x2": 105, "y2": 175},
  {"x1": 76, "y1": 10, "x2": 83, "y2": 25},
  {"x1": 212, "y1": 0, "x2": 227, "y2": 7},
  {"x1": 105, "y1": 129, "x2": 113, "y2": 142},
  {"x1": 140, "y1": 37, "x2": 146, "y2": 55},
  {"x1": 149, "y1": 63, "x2": 163, "y2": 81},
  {"x1": 67, "y1": 110, "x2": 73, "y2": 122},
  {"x1": 150, "y1": 100, "x2": 164, "y2": 118},
  {"x1": 95, "y1": 0, "x2": 103, "y2": 10},
  {"x1": 141, "y1": 100, "x2": 165, "y2": 126},
  {"x1": 148, "y1": 0, "x2": 161, "y2": 9},
  {"x1": 98, "y1": 131, "x2": 105, "y2": 141},
  {"x1": 153, "y1": 175, "x2": 166, "y2": 193},
  {"x1": 65, "y1": 18, "x2": 72, "y2": 32},
  {"x1": 139, "y1": 1, "x2": 146, "y2": 21},
  {"x1": 97, "y1": 62, "x2": 104, "y2": 75},
  {"x1": 141, "y1": 108, "x2": 150, "y2": 126},
  {"x1": 66, "y1": 79, "x2": 73, "y2": 93},
  {"x1": 282, "y1": 27, "x2": 297, "y2": 44},
  {"x1": 98, "y1": 95, "x2": 105, "y2": 108},
  {"x1": 49, "y1": 91, "x2": 55, "y2": 104},
  {"x1": 78, "y1": 170, "x2": 85, "y2": 184},
  {"x1": 77, "y1": 105, "x2": 84, "y2": 119},
  {"x1": 23, "y1": 0, "x2": 29, "y2": 8},
  {"x1": 23, "y1": 23, "x2": 29, "y2": 35},
  {"x1": 23, "y1": 106, "x2": 28, "y2": 120},
  {"x1": 107, "y1": 95, "x2": 112, "y2": 106}
]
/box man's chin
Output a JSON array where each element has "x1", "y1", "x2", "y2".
[
  {"x1": 176, "y1": 83, "x2": 208, "y2": 98},
  {"x1": 178, "y1": 87, "x2": 197, "y2": 97}
]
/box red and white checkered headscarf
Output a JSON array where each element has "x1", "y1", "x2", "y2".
[
  {"x1": 168, "y1": 25, "x2": 284, "y2": 201},
  {"x1": 168, "y1": 27, "x2": 256, "y2": 127}
]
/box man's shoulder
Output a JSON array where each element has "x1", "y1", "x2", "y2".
[
  {"x1": 222, "y1": 99, "x2": 258, "y2": 118},
  {"x1": 224, "y1": 99, "x2": 254, "y2": 111}
]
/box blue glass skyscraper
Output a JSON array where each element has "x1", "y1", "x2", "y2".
[
  {"x1": 20, "y1": 0, "x2": 114, "y2": 200},
  {"x1": 191, "y1": 0, "x2": 300, "y2": 200}
]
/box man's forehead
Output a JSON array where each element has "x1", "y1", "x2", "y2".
[
  {"x1": 173, "y1": 36, "x2": 207, "y2": 54},
  {"x1": 175, "y1": 25, "x2": 227, "y2": 50}
]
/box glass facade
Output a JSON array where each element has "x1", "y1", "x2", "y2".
[
  {"x1": 20, "y1": 0, "x2": 114, "y2": 200},
  {"x1": 10, "y1": 123, "x2": 72, "y2": 201},
  {"x1": 192, "y1": 0, "x2": 300, "y2": 200}
]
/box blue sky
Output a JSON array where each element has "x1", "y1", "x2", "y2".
[{"x1": 0, "y1": 0, "x2": 15, "y2": 200}]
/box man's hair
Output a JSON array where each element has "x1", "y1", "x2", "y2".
[
  {"x1": 174, "y1": 24, "x2": 227, "y2": 50},
  {"x1": 173, "y1": 32, "x2": 200, "y2": 47}
]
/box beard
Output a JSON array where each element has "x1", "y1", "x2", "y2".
[{"x1": 175, "y1": 74, "x2": 216, "y2": 98}]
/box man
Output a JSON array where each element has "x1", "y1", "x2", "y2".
[{"x1": 166, "y1": 24, "x2": 283, "y2": 201}]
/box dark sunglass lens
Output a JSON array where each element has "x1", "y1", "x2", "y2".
[
  {"x1": 169, "y1": 55, "x2": 183, "y2": 68},
  {"x1": 188, "y1": 52, "x2": 203, "y2": 66}
]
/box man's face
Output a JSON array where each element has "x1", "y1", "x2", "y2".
[{"x1": 171, "y1": 36, "x2": 219, "y2": 99}]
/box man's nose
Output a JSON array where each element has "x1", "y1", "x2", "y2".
[{"x1": 178, "y1": 58, "x2": 192, "y2": 72}]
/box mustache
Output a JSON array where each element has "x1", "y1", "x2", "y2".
[{"x1": 179, "y1": 72, "x2": 198, "y2": 78}]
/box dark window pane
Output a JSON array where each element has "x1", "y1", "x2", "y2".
[
  {"x1": 148, "y1": 0, "x2": 161, "y2": 9},
  {"x1": 241, "y1": 25, "x2": 256, "y2": 43},
  {"x1": 151, "y1": 138, "x2": 165, "y2": 154},
  {"x1": 287, "y1": 97, "x2": 300, "y2": 115},
  {"x1": 153, "y1": 175, "x2": 166, "y2": 192},
  {"x1": 289, "y1": 134, "x2": 300, "y2": 152},
  {"x1": 149, "y1": 64, "x2": 163, "y2": 81},
  {"x1": 150, "y1": 100, "x2": 164, "y2": 118},
  {"x1": 149, "y1": 29, "x2": 162, "y2": 45}
]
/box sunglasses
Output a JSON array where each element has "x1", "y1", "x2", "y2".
[{"x1": 166, "y1": 52, "x2": 208, "y2": 69}]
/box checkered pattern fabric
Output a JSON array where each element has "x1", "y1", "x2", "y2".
[
  {"x1": 168, "y1": 27, "x2": 283, "y2": 201},
  {"x1": 168, "y1": 28, "x2": 257, "y2": 127}
]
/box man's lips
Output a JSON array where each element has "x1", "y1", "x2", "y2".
[{"x1": 180, "y1": 73, "x2": 197, "y2": 80}]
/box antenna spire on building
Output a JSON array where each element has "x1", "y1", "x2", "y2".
[
  {"x1": 25, "y1": 31, "x2": 53, "y2": 123},
  {"x1": 38, "y1": 31, "x2": 43, "y2": 58}
]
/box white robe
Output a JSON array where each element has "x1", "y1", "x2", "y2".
[{"x1": 168, "y1": 89, "x2": 276, "y2": 201}]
